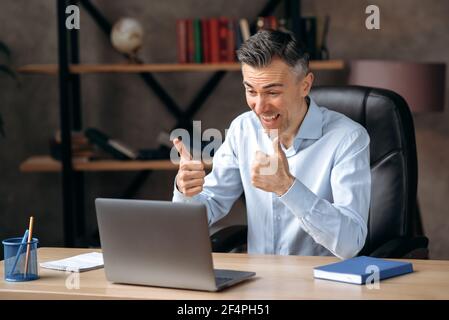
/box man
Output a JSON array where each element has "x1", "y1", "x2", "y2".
[{"x1": 172, "y1": 30, "x2": 371, "y2": 259}]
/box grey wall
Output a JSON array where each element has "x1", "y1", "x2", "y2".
[{"x1": 1, "y1": 0, "x2": 448, "y2": 258}]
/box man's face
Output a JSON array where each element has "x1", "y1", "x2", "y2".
[{"x1": 242, "y1": 58, "x2": 313, "y2": 137}]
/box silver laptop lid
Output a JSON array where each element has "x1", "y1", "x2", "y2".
[{"x1": 95, "y1": 198, "x2": 218, "y2": 291}]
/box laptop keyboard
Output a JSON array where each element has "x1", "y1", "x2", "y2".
[{"x1": 215, "y1": 277, "x2": 234, "y2": 286}]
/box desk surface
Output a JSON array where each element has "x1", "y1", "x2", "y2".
[{"x1": 1, "y1": 248, "x2": 449, "y2": 300}]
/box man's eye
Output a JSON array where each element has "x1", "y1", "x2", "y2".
[
  {"x1": 247, "y1": 90, "x2": 256, "y2": 95},
  {"x1": 268, "y1": 92, "x2": 280, "y2": 96}
]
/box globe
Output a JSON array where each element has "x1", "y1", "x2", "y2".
[{"x1": 110, "y1": 18, "x2": 144, "y2": 56}]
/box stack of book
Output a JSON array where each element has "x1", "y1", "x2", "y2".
[
  {"x1": 176, "y1": 15, "x2": 329, "y2": 64},
  {"x1": 177, "y1": 16, "x2": 284, "y2": 64},
  {"x1": 49, "y1": 131, "x2": 95, "y2": 161},
  {"x1": 176, "y1": 17, "x2": 250, "y2": 63},
  {"x1": 84, "y1": 128, "x2": 171, "y2": 161}
]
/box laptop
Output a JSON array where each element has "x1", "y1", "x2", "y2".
[{"x1": 95, "y1": 198, "x2": 255, "y2": 291}]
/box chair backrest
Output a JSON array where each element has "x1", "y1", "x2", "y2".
[{"x1": 309, "y1": 86, "x2": 418, "y2": 255}]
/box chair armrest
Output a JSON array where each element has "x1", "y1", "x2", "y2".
[
  {"x1": 368, "y1": 236, "x2": 429, "y2": 259},
  {"x1": 210, "y1": 225, "x2": 247, "y2": 253}
]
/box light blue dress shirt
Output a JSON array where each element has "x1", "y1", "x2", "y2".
[{"x1": 173, "y1": 97, "x2": 371, "y2": 259}]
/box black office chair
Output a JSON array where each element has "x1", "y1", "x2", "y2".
[{"x1": 210, "y1": 86, "x2": 429, "y2": 259}]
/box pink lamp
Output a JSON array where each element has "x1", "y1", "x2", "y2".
[{"x1": 348, "y1": 60, "x2": 446, "y2": 113}]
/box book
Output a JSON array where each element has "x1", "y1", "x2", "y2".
[
  {"x1": 201, "y1": 18, "x2": 210, "y2": 63},
  {"x1": 209, "y1": 18, "x2": 220, "y2": 63},
  {"x1": 176, "y1": 19, "x2": 187, "y2": 63},
  {"x1": 268, "y1": 16, "x2": 278, "y2": 30},
  {"x1": 317, "y1": 15, "x2": 330, "y2": 60},
  {"x1": 54, "y1": 130, "x2": 89, "y2": 145},
  {"x1": 176, "y1": 16, "x2": 256, "y2": 64},
  {"x1": 186, "y1": 19, "x2": 195, "y2": 63},
  {"x1": 218, "y1": 17, "x2": 229, "y2": 62},
  {"x1": 84, "y1": 128, "x2": 170, "y2": 160},
  {"x1": 85, "y1": 127, "x2": 138, "y2": 160},
  {"x1": 239, "y1": 19, "x2": 250, "y2": 42},
  {"x1": 193, "y1": 19, "x2": 202, "y2": 63},
  {"x1": 301, "y1": 16, "x2": 317, "y2": 59},
  {"x1": 234, "y1": 19, "x2": 243, "y2": 51},
  {"x1": 50, "y1": 130, "x2": 95, "y2": 161},
  {"x1": 40, "y1": 252, "x2": 104, "y2": 273},
  {"x1": 226, "y1": 18, "x2": 235, "y2": 62},
  {"x1": 313, "y1": 256, "x2": 414, "y2": 285}
]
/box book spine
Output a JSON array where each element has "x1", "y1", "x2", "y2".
[
  {"x1": 302, "y1": 17, "x2": 317, "y2": 59},
  {"x1": 234, "y1": 19, "x2": 243, "y2": 52},
  {"x1": 218, "y1": 17, "x2": 229, "y2": 62},
  {"x1": 186, "y1": 19, "x2": 195, "y2": 63},
  {"x1": 193, "y1": 18, "x2": 202, "y2": 63},
  {"x1": 264, "y1": 17, "x2": 270, "y2": 30},
  {"x1": 227, "y1": 18, "x2": 235, "y2": 62},
  {"x1": 379, "y1": 264, "x2": 414, "y2": 282},
  {"x1": 239, "y1": 19, "x2": 250, "y2": 42},
  {"x1": 269, "y1": 16, "x2": 278, "y2": 30},
  {"x1": 85, "y1": 128, "x2": 135, "y2": 160},
  {"x1": 201, "y1": 18, "x2": 210, "y2": 63},
  {"x1": 176, "y1": 19, "x2": 187, "y2": 64},
  {"x1": 316, "y1": 15, "x2": 324, "y2": 53},
  {"x1": 209, "y1": 18, "x2": 220, "y2": 63}
]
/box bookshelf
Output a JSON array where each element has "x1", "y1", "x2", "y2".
[
  {"x1": 20, "y1": 155, "x2": 212, "y2": 172},
  {"x1": 18, "y1": 60, "x2": 345, "y2": 74}
]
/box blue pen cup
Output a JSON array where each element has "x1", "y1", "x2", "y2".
[{"x1": 2, "y1": 237, "x2": 39, "y2": 282}]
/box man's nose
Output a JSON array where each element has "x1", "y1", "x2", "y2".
[{"x1": 253, "y1": 95, "x2": 269, "y2": 114}]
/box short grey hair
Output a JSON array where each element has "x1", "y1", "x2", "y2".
[{"x1": 236, "y1": 29, "x2": 310, "y2": 79}]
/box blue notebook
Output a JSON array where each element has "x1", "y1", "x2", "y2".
[{"x1": 313, "y1": 256, "x2": 413, "y2": 284}]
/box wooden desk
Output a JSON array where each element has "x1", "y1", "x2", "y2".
[{"x1": 1, "y1": 248, "x2": 449, "y2": 300}]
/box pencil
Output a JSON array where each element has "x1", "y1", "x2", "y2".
[{"x1": 24, "y1": 216, "x2": 34, "y2": 276}]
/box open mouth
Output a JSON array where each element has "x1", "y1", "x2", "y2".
[{"x1": 260, "y1": 113, "x2": 280, "y2": 127}]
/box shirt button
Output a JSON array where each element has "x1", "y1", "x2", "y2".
[{"x1": 276, "y1": 215, "x2": 281, "y2": 220}]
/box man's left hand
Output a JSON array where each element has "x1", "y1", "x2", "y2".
[{"x1": 251, "y1": 137, "x2": 295, "y2": 196}]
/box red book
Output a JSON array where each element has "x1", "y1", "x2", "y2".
[
  {"x1": 218, "y1": 17, "x2": 229, "y2": 63},
  {"x1": 227, "y1": 18, "x2": 235, "y2": 62},
  {"x1": 269, "y1": 16, "x2": 278, "y2": 30},
  {"x1": 264, "y1": 17, "x2": 270, "y2": 30},
  {"x1": 209, "y1": 18, "x2": 220, "y2": 63},
  {"x1": 176, "y1": 19, "x2": 187, "y2": 63},
  {"x1": 186, "y1": 19, "x2": 195, "y2": 63},
  {"x1": 201, "y1": 18, "x2": 210, "y2": 63}
]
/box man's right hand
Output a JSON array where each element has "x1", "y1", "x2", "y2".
[{"x1": 173, "y1": 138, "x2": 206, "y2": 197}]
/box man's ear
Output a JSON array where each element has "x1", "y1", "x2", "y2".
[{"x1": 301, "y1": 72, "x2": 314, "y2": 97}]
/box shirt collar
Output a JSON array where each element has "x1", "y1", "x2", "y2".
[{"x1": 294, "y1": 96, "x2": 323, "y2": 141}]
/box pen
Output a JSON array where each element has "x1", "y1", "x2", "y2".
[
  {"x1": 9, "y1": 229, "x2": 29, "y2": 277},
  {"x1": 24, "y1": 216, "x2": 34, "y2": 276}
]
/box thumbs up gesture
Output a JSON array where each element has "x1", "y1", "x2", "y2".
[
  {"x1": 173, "y1": 138, "x2": 206, "y2": 197},
  {"x1": 251, "y1": 136, "x2": 295, "y2": 196}
]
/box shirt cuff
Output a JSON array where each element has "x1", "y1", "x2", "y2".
[{"x1": 278, "y1": 178, "x2": 318, "y2": 219}]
